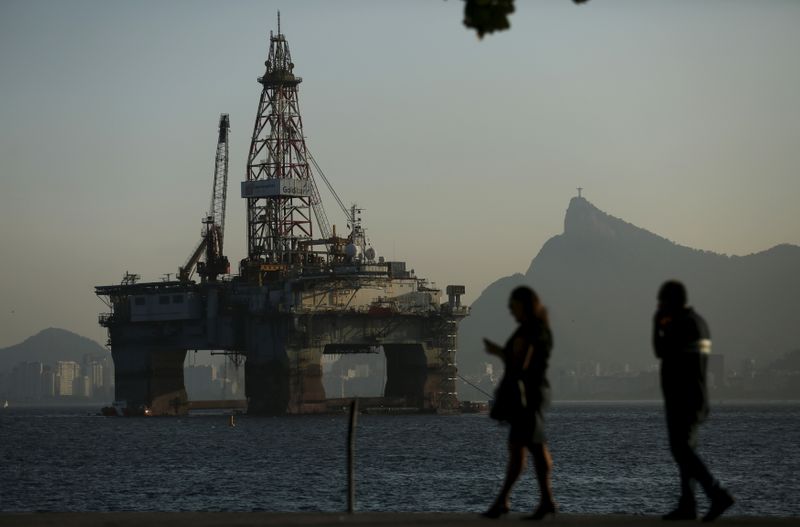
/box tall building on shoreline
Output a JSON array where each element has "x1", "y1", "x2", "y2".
[{"x1": 56, "y1": 361, "x2": 80, "y2": 397}]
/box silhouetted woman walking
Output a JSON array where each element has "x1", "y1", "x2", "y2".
[{"x1": 483, "y1": 286, "x2": 556, "y2": 520}]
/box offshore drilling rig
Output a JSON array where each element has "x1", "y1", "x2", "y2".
[{"x1": 96, "y1": 20, "x2": 468, "y2": 416}]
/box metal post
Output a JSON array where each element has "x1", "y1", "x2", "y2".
[{"x1": 347, "y1": 398, "x2": 358, "y2": 513}]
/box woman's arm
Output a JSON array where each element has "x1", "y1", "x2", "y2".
[
  {"x1": 522, "y1": 343, "x2": 535, "y2": 371},
  {"x1": 483, "y1": 338, "x2": 503, "y2": 357},
  {"x1": 510, "y1": 336, "x2": 534, "y2": 370}
]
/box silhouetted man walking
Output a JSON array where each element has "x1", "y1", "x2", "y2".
[{"x1": 654, "y1": 281, "x2": 734, "y2": 521}]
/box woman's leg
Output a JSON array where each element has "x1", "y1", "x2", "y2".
[
  {"x1": 493, "y1": 440, "x2": 527, "y2": 508},
  {"x1": 529, "y1": 442, "x2": 555, "y2": 508}
]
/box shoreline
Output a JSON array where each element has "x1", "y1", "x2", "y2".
[
  {"x1": 0, "y1": 512, "x2": 797, "y2": 527},
  {"x1": 4, "y1": 399, "x2": 800, "y2": 409}
]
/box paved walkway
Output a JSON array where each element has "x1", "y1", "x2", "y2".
[{"x1": 1, "y1": 513, "x2": 797, "y2": 527}]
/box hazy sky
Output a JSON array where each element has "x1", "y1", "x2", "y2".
[{"x1": 1, "y1": 0, "x2": 799, "y2": 348}]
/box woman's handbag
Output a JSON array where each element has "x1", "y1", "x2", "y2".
[{"x1": 489, "y1": 374, "x2": 527, "y2": 422}]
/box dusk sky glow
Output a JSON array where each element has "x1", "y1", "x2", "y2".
[{"x1": 1, "y1": 0, "x2": 798, "y2": 347}]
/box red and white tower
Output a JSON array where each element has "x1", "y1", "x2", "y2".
[{"x1": 243, "y1": 17, "x2": 314, "y2": 269}]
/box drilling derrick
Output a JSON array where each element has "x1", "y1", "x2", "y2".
[{"x1": 243, "y1": 21, "x2": 314, "y2": 274}]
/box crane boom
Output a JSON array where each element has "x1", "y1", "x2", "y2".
[
  {"x1": 180, "y1": 238, "x2": 206, "y2": 281},
  {"x1": 178, "y1": 114, "x2": 231, "y2": 282},
  {"x1": 210, "y1": 114, "x2": 230, "y2": 249}
]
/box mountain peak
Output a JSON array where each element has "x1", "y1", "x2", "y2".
[
  {"x1": 563, "y1": 196, "x2": 681, "y2": 250},
  {"x1": 563, "y1": 196, "x2": 619, "y2": 239},
  {"x1": 458, "y1": 196, "x2": 800, "y2": 392},
  {"x1": 0, "y1": 328, "x2": 108, "y2": 372},
  {"x1": 20, "y1": 327, "x2": 98, "y2": 347}
]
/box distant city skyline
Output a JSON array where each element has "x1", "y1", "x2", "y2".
[
  {"x1": 1, "y1": 356, "x2": 113, "y2": 402},
  {"x1": 0, "y1": 352, "x2": 247, "y2": 403},
  {"x1": 1, "y1": 1, "x2": 799, "y2": 347}
]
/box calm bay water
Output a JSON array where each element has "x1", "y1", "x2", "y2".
[{"x1": 1, "y1": 402, "x2": 798, "y2": 515}]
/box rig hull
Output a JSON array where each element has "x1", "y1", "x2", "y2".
[{"x1": 98, "y1": 271, "x2": 467, "y2": 416}]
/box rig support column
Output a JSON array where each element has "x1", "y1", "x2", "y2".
[
  {"x1": 112, "y1": 345, "x2": 188, "y2": 416},
  {"x1": 287, "y1": 346, "x2": 326, "y2": 414}
]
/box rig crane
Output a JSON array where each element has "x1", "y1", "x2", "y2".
[{"x1": 178, "y1": 114, "x2": 231, "y2": 282}]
